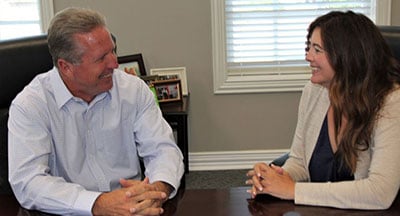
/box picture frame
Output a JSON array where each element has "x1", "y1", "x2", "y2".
[
  {"x1": 118, "y1": 53, "x2": 147, "y2": 76},
  {"x1": 152, "y1": 79, "x2": 183, "y2": 103},
  {"x1": 150, "y1": 67, "x2": 188, "y2": 95}
]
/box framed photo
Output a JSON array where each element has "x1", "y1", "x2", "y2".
[
  {"x1": 152, "y1": 79, "x2": 183, "y2": 103},
  {"x1": 118, "y1": 53, "x2": 147, "y2": 76},
  {"x1": 150, "y1": 67, "x2": 188, "y2": 95}
]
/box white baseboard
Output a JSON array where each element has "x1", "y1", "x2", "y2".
[{"x1": 188, "y1": 149, "x2": 289, "y2": 171}]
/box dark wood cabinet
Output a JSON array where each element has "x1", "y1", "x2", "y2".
[{"x1": 160, "y1": 96, "x2": 189, "y2": 173}]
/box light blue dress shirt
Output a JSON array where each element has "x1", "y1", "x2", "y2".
[{"x1": 8, "y1": 68, "x2": 184, "y2": 215}]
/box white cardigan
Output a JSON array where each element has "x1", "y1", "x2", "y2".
[{"x1": 283, "y1": 81, "x2": 400, "y2": 209}]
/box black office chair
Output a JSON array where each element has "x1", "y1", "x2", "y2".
[
  {"x1": 270, "y1": 153, "x2": 289, "y2": 166},
  {"x1": 379, "y1": 25, "x2": 400, "y2": 62},
  {"x1": 0, "y1": 35, "x2": 53, "y2": 194}
]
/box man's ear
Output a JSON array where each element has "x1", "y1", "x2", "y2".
[{"x1": 57, "y1": 59, "x2": 74, "y2": 77}]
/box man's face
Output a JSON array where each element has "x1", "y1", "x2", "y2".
[{"x1": 60, "y1": 26, "x2": 118, "y2": 102}]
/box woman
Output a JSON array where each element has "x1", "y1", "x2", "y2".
[{"x1": 246, "y1": 11, "x2": 400, "y2": 210}]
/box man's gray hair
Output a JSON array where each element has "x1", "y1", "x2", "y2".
[{"x1": 47, "y1": 7, "x2": 106, "y2": 67}]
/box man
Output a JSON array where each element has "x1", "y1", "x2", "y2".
[{"x1": 8, "y1": 7, "x2": 184, "y2": 215}]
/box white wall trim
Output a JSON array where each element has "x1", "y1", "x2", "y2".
[
  {"x1": 39, "y1": 0, "x2": 54, "y2": 33},
  {"x1": 188, "y1": 149, "x2": 290, "y2": 171},
  {"x1": 375, "y1": 0, "x2": 391, "y2": 25}
]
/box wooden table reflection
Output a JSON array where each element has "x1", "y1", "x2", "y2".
[
  {"x1": 167, "y1": 187, "x2": 400, "y2": 216},
  {"x1": 1, "y1": 187, "x2": 399, "y2": 216}
]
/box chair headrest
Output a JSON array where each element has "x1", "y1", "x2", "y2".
[{"x1": 0, "y1": 35, "x2": 53, "y2": 107}]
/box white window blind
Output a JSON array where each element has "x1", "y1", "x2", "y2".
[
  {"x1": 0, "y1": 0, "x2": 53, "y2": 41},
  {"x1": 212, "y1": 0, "x2": 391, "y2": 94}
]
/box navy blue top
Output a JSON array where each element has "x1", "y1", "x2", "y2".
[{"x1": 309, "y1": 116, "x2": 354, "y2": 182}]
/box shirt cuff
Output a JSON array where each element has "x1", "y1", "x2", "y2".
[
  {"x1": 72, "y1": 190, "x2": 102, "y2": 215},
  {"x1": 150, "y1": 176, "x2": 180, "y2": 199}
]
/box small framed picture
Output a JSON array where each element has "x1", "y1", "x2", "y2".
[
  {"x1": 118, "y1": 53, "x2": 147, "y2": 76},
  {"x1": 150, "y1": 67, "x2": 188, "y2": 95},
  {"x1": 152, "y1": 79, "x2": 183, "y2": 103}
]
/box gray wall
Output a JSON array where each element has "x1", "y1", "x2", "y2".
[
  {"x1": 53, "y1": 0, "x2": 400, "y2": 153},
  {"x1": 393, "y1": 0, "x2": 400, "y2": 26}
]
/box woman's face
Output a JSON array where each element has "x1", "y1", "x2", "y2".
[{"x1": 306, "y1": 27, "x2": 335, "y2": 88}]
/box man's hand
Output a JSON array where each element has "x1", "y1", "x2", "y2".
[
  {"x1": 121, "y1": 178, "x2": 174, "y2": 214},
  {"x1": 124, "y1": 67, "x2": 137, "y2": 76},
  {"x1": 92, "y1": 177, "x2": 167, "y2": 216}
]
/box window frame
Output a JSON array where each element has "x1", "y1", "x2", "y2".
[
  {"x1": 212, "y1": 0, "x2": 392, "y2": 94},
  {"x1": 0, "y1": 0, "x2": 53, "y2": 41},
  {"x1": 40, "y1": 0, "x2": 54, "y2": 33}
]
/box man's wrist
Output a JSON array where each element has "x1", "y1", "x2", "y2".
[
  {"x1": 91, "y1": 193, "x2": 106, "y2": 215},
  {"x1": 153, "y1": 181, "x2": 173, "y2": 199}
]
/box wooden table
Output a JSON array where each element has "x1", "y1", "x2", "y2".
[
  {"x1": 2, "y1": 187, "x2": 399, "y2": 215},
  {"x1": 163, "y1": 187, "x2": 400, "y2": 216}
]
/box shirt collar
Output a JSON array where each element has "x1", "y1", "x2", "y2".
[{"x1": 50, "y1": 67, "x2": 74, "y2": 109}]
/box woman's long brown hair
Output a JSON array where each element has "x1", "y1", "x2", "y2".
[{"x1": 307, "y1": 11, "x2": 400, "y2": 172}]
